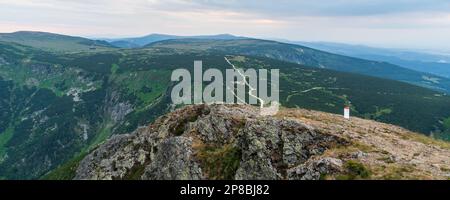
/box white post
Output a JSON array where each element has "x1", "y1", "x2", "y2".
[{"x1": 344, "y1": 106, "x2": 350, "y2": 119}]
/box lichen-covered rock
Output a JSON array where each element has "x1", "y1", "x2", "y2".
[
  {"x1": 141, "y1": 137, "x2": 203, "y2": 180},
  {"x1": 287, "y1": 157, "x2": 343, "y2": 180},
  {"x1": 234, "y1": 119, "x2": 283, "y2": 180},
  {"x1": 73, "y1": 104, "x2": 348, "y2": 180},
  {"x1": 75, "y1": 105, "x2": 414, "y2": 180},
  {"x1": 74, "y1": 104, "x2": 450, "y2": 180},
  {"x1": 75, "y1": 134, "x2": 135, "y2": 180}
]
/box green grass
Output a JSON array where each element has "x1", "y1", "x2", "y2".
[
  {"x1": 336, "y1": 160, "x2": 371, "y2": 180},
  {"x1": 195, "y1": 144, "x2": 242, "y2": 180},
  {"x1": 376, "y1": 164, "x2": 418, "y2": 180},
  {"x1": 90, "y1": 122, "x2": 114, "y2": 148},
  {"x1": 111, "y1": 64, "x2": 120, "y2": 75}
]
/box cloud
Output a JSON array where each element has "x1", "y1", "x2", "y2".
[
  {"x1": 4, "y1": 0, "x2": 448, "y2": 18},
  {"x1": 0, "y1": 0, "x2": 450, "y2": 50},
  {"x1": 173, "y1": 0, "x2": 450, "y2": 16}
]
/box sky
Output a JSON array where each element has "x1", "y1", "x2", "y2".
[{"x1": 1, "y1": 0, "x2": 450, "y2": 51}]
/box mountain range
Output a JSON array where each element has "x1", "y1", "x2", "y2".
[
  {"x1": 105, "y1": 33, "x2": 245, "y2": 48},
  {"x1": 107, "y1": 33, "x2": 450, "y2": 80},
  {"x1": 287, "y1": 41, "x2": 450, "y2": 79}
]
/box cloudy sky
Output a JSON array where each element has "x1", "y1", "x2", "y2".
[{"x1": 1, "y1": 0, "x2": 450, "y2": 51}]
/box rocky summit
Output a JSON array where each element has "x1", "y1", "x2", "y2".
[{"x1": 74, "y1": 104, "x2": 450, "y2": 180}]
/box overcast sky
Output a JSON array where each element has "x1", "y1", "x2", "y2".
[{"x1": 1, "y1": 0, "x2": 450, "y2": 51}]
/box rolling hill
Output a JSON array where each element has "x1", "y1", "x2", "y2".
[
  {"x1": 106, "y1": 33, "x2": 244, "y2": 48},
  {"x1": 0, "y1": 31, "x2": 115, "y2": 52}
]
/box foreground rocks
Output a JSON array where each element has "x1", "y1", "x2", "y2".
[{"x1": 74, "y1": 104, "x2": 450, "y2": 180}]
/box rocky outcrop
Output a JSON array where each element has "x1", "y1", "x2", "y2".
[
  {"x1": 104, "y1": 91, "x2": 133, "y2": 123},
  {"x1": 287, "y1": 157, "x2": 343, "y2": 180},
  {"x1": 74, "y1": 104, "x2": 450, "y2": 180}
]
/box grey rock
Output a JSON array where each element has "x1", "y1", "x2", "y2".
[
  {"x1": 351, "y1": 150, "x2": 368, "y2": 159},
  {"x1": 287, "y1": 157, "x2": 343, "y2": 180},
  {"x1": 74, "y1": 104, "x2": 348, "y2": 180},
  {"x1": 142, "y1": 137, "x2": 203, "y2": 180}
]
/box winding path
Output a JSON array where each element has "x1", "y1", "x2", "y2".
[{"x1": 224, "y1": 57, "x2": 265, "y2": 108}]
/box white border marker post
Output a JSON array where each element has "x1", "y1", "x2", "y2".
[{"x1": 344, "y1": 106, "x2": 350, "y2": 119}]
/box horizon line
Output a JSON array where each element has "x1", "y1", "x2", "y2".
[{"x1": 1, "y1": 29, "x2": 450, "y2": 54}]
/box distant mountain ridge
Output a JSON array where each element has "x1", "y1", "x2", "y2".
[
  {"x1": 286, "y1": 41, "x2": 450, "y2": 78},
  {"x1": 0, "y1": 31, "x2": 115, "y2": 52},
  {"x1": 105, "y1": 33, "x2": 246, "y2": 48}
]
